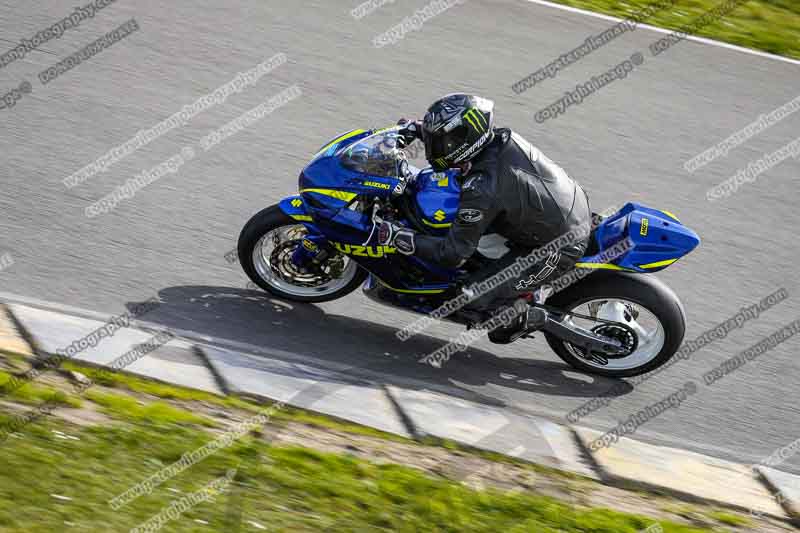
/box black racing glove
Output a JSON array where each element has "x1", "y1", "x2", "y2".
[
  {"x1": 397, "y1": 118, "x2": 422, "y2": 147},
  {"x1": 377, "y1": 220, "x2": 416, "y2": 255}
]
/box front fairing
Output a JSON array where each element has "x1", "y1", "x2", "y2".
[
  {"x1": 299, "y1": 128, "x2": 411, "y2": 212},
  {"x1": 297, "y1": 128, "x2": 464, "y2": 242},
  {"x1": 283, "y1": 127, "x2": 466, "y2": 295}
]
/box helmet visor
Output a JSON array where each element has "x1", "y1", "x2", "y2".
[{"x1": 424, "y1": 124, "x2": 469, "y2": 168}]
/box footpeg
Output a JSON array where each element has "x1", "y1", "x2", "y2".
[{"x1": 527, "y1": 307, "x2": 547, "y2": 329}]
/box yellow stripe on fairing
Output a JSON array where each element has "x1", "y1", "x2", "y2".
[
  {"x1": 377, "y1": 281, "x2": 445, "y2": 294},
  {"x1": 315, "y1": 129, "x2": 366, "y2": 155},
  {"x1": 639, "y1": 258, "x2": 678, "y2": 269},
  {"x1": 300, "y1": 188, "x2": 357, "y2": 202},
  {"x1": 290, "y1": 215, "x2": 313, "y2": 221}
]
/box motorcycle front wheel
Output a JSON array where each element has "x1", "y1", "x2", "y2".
[{"x1": 238, "y1": 205, "x2": 367, "y2": 303}]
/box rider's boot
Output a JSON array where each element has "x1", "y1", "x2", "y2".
[{"x1": 487, "y1": 297, "x2": 532, "y2": 344}]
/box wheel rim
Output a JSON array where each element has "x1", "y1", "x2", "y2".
[
  {"x1": 562, "y1": 298, "x2": 665, "y2": 371},
  {"x1": 251, "y1": 224, "x2": 359, "y2": 298}
]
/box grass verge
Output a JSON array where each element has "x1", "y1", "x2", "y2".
[
  {"x1": 547, "y1": 0, "x2": 800, "y2": 60},
  {"x1": 0, "y1": 370, "x2": 81, "y2": 408},
  {"x1": 0, "y1": 355, "x2": 784, "y2": 532},
  {"x1": 0, "y1": 411, "x2": 715, "y2": 532}
]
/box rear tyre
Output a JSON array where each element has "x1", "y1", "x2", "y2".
[
  {"x1": 238, "y1": 205, "x2": 367, "y2": 303},
  {"x1": 544, "y1": 272, "x2": 686, "y2": 378}
]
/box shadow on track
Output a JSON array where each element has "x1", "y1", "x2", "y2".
[{"x1": 127, "y1": 285, "x2": 633, "y2": 408}]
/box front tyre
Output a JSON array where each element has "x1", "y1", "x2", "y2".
[
  {"x1": 237, "y1": 205, "x2": 367, "y2": 303},
  {"x1": 544, "y1": 272, "x2": 686, "y2": 378}
]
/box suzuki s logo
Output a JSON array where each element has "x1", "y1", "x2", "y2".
[
  {"x1": 640, "y1": 218, "x2": 649, "y2": 236},
  {"x1": 332, "y1": 242, "x2": 396, "y2": 258}
]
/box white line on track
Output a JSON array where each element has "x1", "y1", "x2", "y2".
[{"x1": 520, "y1": 0, "x2": 800, "y2": 66}]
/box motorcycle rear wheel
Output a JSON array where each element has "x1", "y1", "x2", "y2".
[{"x1": 544, "y1": 271, "x2": 686, "y2": 378}]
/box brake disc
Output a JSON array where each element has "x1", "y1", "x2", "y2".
[{"x1": 270, "y1": 241, "x2": 333, "y2": 288}]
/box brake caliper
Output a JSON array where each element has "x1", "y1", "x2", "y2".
[{"x1": 290, "y1": 237, "x2": 327, "y2": 272}]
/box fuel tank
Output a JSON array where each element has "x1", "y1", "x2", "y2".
[{"x1": 412, "y1": 168, "x2": 462, "y2": 235}]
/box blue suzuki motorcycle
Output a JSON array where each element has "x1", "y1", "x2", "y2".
[{"x1": 238, "y1": 127, "x2": 700, "y2": 377}]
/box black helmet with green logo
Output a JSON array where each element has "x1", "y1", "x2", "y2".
[{"x1": 422, "y1": 94, "x2": 495, "y2": 171}]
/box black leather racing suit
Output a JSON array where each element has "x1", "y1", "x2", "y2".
[{"x1": 414, "y1": 128, "x2": 592, "y2": 314}]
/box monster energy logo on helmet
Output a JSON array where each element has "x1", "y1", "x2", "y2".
[{"x1": 463, "y1": 108, "x2": 488, "y2": 134}]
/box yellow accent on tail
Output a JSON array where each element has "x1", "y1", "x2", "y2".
[
  {"x1": 639, "y1": 258, "x2": 678, "y2": 269},
  {"x1": 661, "y1": 210, "x2": 680, "y2": 222},
  {"x1": 574, "y1": 263, "x2": 630, "y2": 271}
]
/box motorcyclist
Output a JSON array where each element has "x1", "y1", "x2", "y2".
[{"x1": 377, "y1": 93, "x2": 592, "y2": 343}]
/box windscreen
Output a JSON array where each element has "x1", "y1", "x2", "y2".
[{"x1": 338, "y1": 128, "x2": 408, "y2": 178}]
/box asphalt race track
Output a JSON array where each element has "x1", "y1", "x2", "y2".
[{"x1": 1, "y1": 0, "x2": 799, "y2": 473}]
